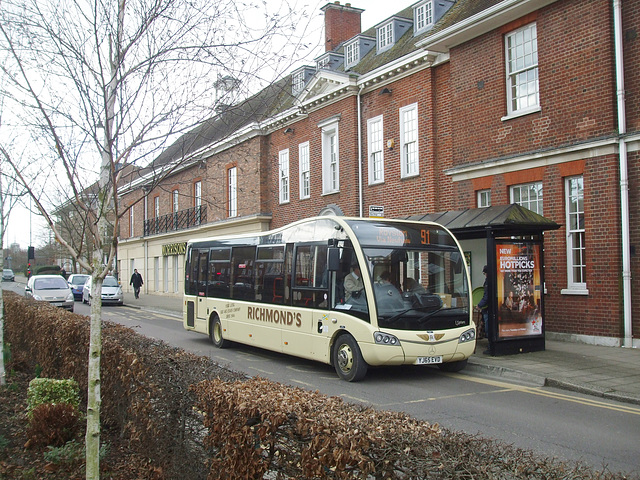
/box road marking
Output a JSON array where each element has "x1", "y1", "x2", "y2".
[
  {"x1": 340, "y1": 394, "x2": 369, "y2": 403},
  {"x1": 443, "y1": 373, "x2": 640, "y2": 416},
  {"x1": 249, "y1": 367, "x2": 275, "y2": 375}
]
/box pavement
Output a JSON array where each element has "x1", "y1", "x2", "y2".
[{"x1": 122, "y1": 290, "x2": 640, "y2": 406}]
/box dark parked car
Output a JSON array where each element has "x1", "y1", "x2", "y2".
[
  {"x1": 2, "y1": 268, "x2": 15, "y2": 281},
  {"x1": 67, "y1": 274, "x2": 90, "y2": 301}
]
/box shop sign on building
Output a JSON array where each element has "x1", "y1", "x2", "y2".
[{"x1": 162, "y1": 242, "x2": 187, "y2": 256}]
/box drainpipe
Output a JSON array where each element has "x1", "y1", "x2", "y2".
[
  {"x1": 144, "y1": 240, "x2": 148, "y2": 295},
  {"x1": 613, "y1": 0, "x2": 633, "y2": 347},
  {"x1": 357, "y1": 84, "x2": 364, "y2": 217}
]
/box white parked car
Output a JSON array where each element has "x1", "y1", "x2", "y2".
[
  {"x1": 25, "y1": 274, "x2": 74, "y2": 312},
  {"x1": 82, "y1": 275, "x2": 124, "y2": 306}
]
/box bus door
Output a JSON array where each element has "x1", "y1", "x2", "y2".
[
  {"x1": 195, "y1": 249, "x2": 209, "y2": 322},
  {"x1": 284, "y1": 243, "x2": 331, "y2": 360}
]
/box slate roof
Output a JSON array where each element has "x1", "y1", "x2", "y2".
[{"x1": 130, "y1": 0, "x2": 508, "y2": 184}]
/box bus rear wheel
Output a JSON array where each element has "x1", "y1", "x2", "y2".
[
  {"x1": 332, "y1": 334, "x2": 368, "y2": 382},
  {"x1": 209, "y1": 316, "x2": 228, "y2": 348}
]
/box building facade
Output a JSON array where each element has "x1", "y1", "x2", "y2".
[{"x1": 117, "y1": 0, "x2": 639, "y2": 348}]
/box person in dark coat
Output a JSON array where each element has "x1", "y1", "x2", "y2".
[
  {"x1": 475, "y1": 265, "x2": 492, "y2": 354},
  {"x1": 130, "y1": 269, "x2": 144, "y2": 299}
]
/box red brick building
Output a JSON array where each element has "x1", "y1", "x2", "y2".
[{"x1": 118, "y1": 0, "x2": 638, "y2": 348}]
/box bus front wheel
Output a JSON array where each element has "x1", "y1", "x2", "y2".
[
  {"x1": 332, "y1": 334, "x2": 368, "y2": 382},
  {"x1": 209, "y1": 316, "x2": 228, "y2": 348}
]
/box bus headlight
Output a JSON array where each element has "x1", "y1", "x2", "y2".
[
  {"x1": 374, "y1": 332, "x2": 400, "y2": 346},
  {"x1": 458, "y1": 328, "x2": 476, "y2": 344}
]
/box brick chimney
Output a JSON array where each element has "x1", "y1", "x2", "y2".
[{"x1": 320, "y1": 2, "x2": 364, "y2": 52}]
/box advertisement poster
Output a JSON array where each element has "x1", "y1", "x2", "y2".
[{"x1": 496, "y1": 242, "x2": 542, "y2": 338}]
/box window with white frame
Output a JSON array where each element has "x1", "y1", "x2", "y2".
[
  {"x1": 565, "y1": 176, "x2": 586, "y2": 291},
  {"x1": 172, "y1": 189, "x2": 179, "y2": 213},
  {"x1": 505, "y1": 22, "x2": 539, "y2": 115},
  {"x1": 292, "y1": 71, "x2": 304, "y2": 94},
  {"x1": 144, "y1": 195, "x2": 148, "y2": 222},
  {"x1": 345, "y1": 41, "x2": 359, "y2": 69},
  {"x1": 129, "y1": 206, "x2": 134, "y2": 237},
  {"x1": 299, "y1": 142, "x2": 310, "y2": 199},
  {"x1": 477, "y1": 190, "x2": 491, "y2": 208},
  {"x1": 172, "y1": 189, "x2": 179, "y2": 228},
  {"x1": 377, "y1": 22, "x2": 393, "y2": 51},
  {"x1": 194, "y1": 181, "x2": 201, "y2": 207},
  {"x1": 400, "y1": 103, "x2": 419, "y2": 177},
  {"x1": 510, "y1": 182, "x2": 543, "y2": 215},
  {"x1": 194, "y1": 180, "x2": 202, "y2": 224},
  {"x1": 367, "y1": 116, "x2": 384, "y2": 184},
  {"x1": 414, "y1": 0, "x2": 433, "y2": 33},
  {"x1": 279, "y1": 149, "x2": 290, "y2": 204},
  {"x1": 228, "y1": 166, "x2": 237, "y2": 217},
  {"x1": 154, "y1": 196, "x2": 159, "y2": 217},
  {"x1": 321, "y1": 122, "x2": 339, "y2": 194}
]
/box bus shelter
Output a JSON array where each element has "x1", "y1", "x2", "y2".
[{"x1": 406, "y1": 204, "x2": 560, "y2": 356}]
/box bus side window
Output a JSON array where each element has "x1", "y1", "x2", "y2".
[
  {"x1": 197, "y1": 250, "x2": 208, "y2": 297},
  {"x1": 208, "y1": 248, "x2": 231, "y2": 299},
  {"x1": 256, "y1": 246, "x2": 285, "y2": 304},
  {"x1": 185, "y1": 248, "x2": 193, "y2": 295},
  {"x1": 231, "y1": 246, "x2": 256, "y2": 300},
  {"x1": 293, "y1": 245, "x2": 329, "y2": 309}
]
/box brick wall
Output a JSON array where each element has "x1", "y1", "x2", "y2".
[
  {"x1": 269, "y1": 96, "x2": 360, "y2": 227},
  {"x1": 121, "y1": 136, "x2": 266, "y2": 238},
  {"x1": 444, "y1": 0, "x2": 631, "y2": 338},
  {"x1": 449, "y1": 0, "x2": 617, "y2": 166}
]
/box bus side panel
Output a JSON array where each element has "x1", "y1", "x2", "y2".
[
  {"x1": 281, "y1": 308, "x2": 328, "y2": 362},
  {"x1": 214, "y1": 301, "x2": 283, "y2": 354}
]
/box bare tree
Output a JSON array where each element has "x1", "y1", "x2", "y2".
[
  {"x1": 0, "y1": 156, "x2": 27, "y2": 387},
  {"x1": 0, "y1": 0, "x2": 319, "y2": 476}
]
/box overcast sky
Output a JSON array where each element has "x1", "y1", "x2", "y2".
[{"x1": 4, "y1": 0, "x2": 410, "y2": 251}]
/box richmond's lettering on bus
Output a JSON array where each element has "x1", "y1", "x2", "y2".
[{"x1": 248, "y1": 306, "x2": 302, "y2": 327}]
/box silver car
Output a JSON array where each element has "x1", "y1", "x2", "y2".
[
  {"x1": 82, "y1": 275, "x2": 124, "y2": 306},
  {"x1": 25, "y1": 274, "x2": 75, "y2": 312}
]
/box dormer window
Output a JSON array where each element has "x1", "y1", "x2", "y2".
[
  {"x1": 343, "y1": 35, "x2": 376, "y2": 70},
  {"x1": 345, "y1": 42, "x2": 359, "y2": 67},
  {"x1": 315, "y1": 52, "x2": 344, "y2": 71},
  {"x1": 291, "y1": 66, "x2": 315, "y2": 95},
  {"x1": 292, "y1": 72, "x2": 305, "y2": 94},
  {"x1": 413, "y1": 0, "x2": 454, "y2": 36},
  {"x1": 414, "y1": 1, "x2": 433, "y2": 33},
  {"x1": 377, "y1": 22, "x2": 393, "y2": 51},
  {"x1": 375, "y1": 16, "x2": 412, "y2": 54}
]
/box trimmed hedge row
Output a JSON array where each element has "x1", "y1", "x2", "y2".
[{"x1": 3, "y1": 292, "x2": 626, "y2": 479}]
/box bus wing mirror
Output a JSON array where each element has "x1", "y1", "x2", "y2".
[{"x1": 327, "y1": 247, "x2": 340, "y2": 271}]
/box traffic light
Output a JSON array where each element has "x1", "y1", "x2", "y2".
[
  {"x1": 27, "y1": 262, "x2": 32, "y2": 278},
  {"x1": 27, "y1": 246, "x2": 35, "y2": 260}
]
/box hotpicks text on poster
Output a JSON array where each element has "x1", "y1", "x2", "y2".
[{"x1": 495, "y1": 242, "x2": 543, "y2": 339}]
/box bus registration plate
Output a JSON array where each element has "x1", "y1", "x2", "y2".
[{"x1": 415, "y1": 356, "x2": 442, "y2": 365}]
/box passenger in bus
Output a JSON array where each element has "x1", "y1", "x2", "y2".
[
  {"x1": 377, "y1": 271, "x2": 392, "y2": 285},
  {"x1": 404, "y1": 277, "x2": 425, "y2": 294},
  {"x1": 343, "y1": 265, "x2": 364, "y2": 300}
]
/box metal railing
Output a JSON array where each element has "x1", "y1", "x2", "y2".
[{"x1": 144, "y1": 205, "x2": 206, "y2": 236}]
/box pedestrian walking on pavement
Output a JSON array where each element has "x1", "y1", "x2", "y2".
[{"x1": 130, "y1": 269, "x2": 144, "y2": 299}]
